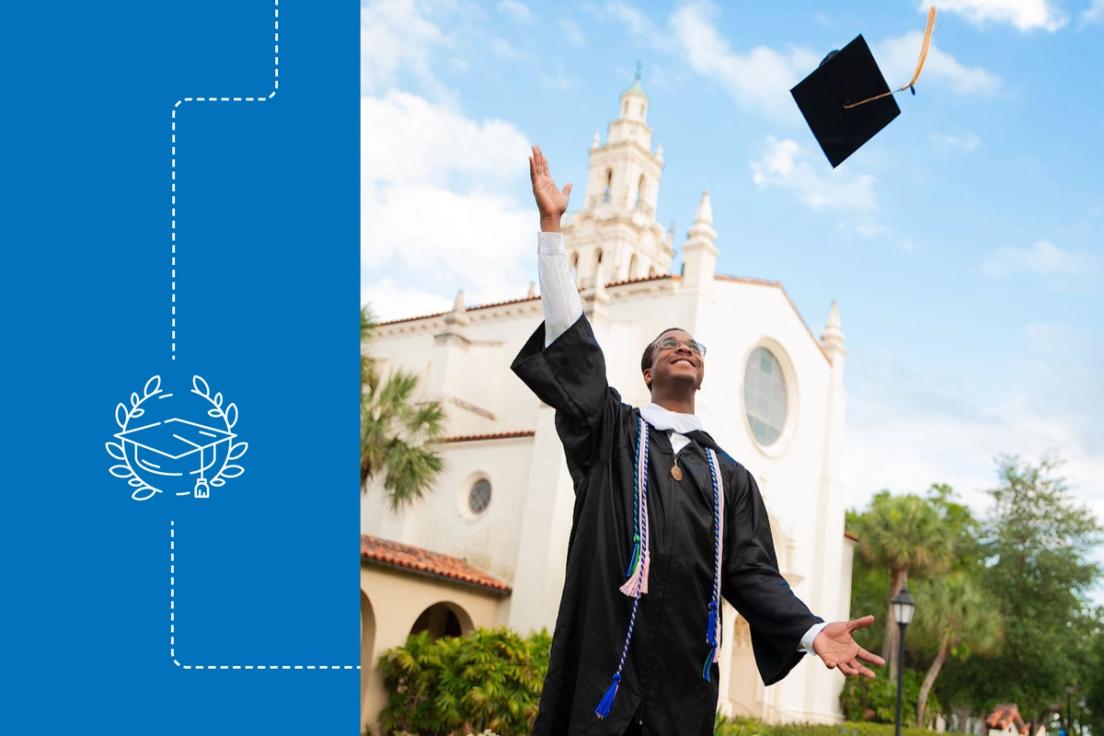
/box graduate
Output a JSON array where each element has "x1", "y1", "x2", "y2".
[{"x1": 511, "y1": 147, "x2": 886, "y2": 736}]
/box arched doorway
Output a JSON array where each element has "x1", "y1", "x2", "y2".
[
  {"x1": 410, "y1": 601, "x2": 474, "y2": 640},
  {"x1": 727, "y1": 617, "x2": 763, "y2": 718},
  {"x1": 364, "y1": 591, "x2": 381, "y2": 701},
  {"x1": 360, "y1": 591, "x2": 376, "y2": 708}
]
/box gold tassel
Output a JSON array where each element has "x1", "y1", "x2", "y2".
[{"x1": 843, "y1": 6, "x2": 937, "y2": 110}]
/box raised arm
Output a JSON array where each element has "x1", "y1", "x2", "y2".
[
  {"x1": 529, "y1": 145, "x2": 582, "y2": 347},
  {"x1": 512, "y1": 146, "x2": 618, "y2": 477}
]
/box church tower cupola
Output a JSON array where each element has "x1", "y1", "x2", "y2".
[{"x1": 562, "y1": 70, "x2": 675, "y2": 288}]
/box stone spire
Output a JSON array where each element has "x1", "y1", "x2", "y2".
[
  {"x1": 591, "y1": 130, "x2": 600, "y2": 149},
  {"x1": 681, "y1": 190, "x2": 719, "y2": 290},
  {"x1": 821, "y1": 301, "x2": 845, "y2": 358},
  {"x1": 688, "y1": 190, "x2": 716, "y2": 242},
  {"x1": 444, "y1": 289, "x2": 469, "y2": 327}
]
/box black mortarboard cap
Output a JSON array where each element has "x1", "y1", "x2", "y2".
[{"x1": 791, "y1": 34, "x2": 900, "y2": 168}]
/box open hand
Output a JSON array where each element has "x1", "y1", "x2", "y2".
[
  {"x1": 529, "y1": 145, "x2": 572, "y2": 232},
  {"x1": 812, "y1": 615, "x2": 886, "y2": 679}
]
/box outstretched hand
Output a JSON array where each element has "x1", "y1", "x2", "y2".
[
  {"x1": 529, "y1": 145, "x2": 572, "y2": 232},
  {"x1": 812, "y1": 615, "x2": 886, "y2": 679}
]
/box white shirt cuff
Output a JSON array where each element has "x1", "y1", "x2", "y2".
[{"x1": 799, "y1": 622, "x2": 828, "y2": 654}]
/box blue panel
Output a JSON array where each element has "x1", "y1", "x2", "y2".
[{"x1": 0, "y1": 1, "x2": 359, "y2": 732}]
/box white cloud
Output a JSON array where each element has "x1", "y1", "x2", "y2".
[
  {"x1": 844, "y1": 376, "x2": 1104, "y2": 516},
  {"x1": 558, "y1": 17, "x2": 586, "y2": 46},
  {"x1": 669, "y1": 2, "x2": 817, "y2": 120},
  {"x1": 361, "y1": 93, "x2": 537, "y2": 314},
  {"x1": 360, "y1": 1, "x2": 526, "y2": 99},
  {"x1": 843, "y1": 335, "x2": 1104, "y2": 552},
  {"x1": 362, "y1": 92, "x2": 528, "y2": 188},
  {"x1": 981, "y1": 240, "x2": 1098, "y2": 280},
  {"x1": 497, "y1": 0, "x2": 531, "y2": 23},
  {"x1": 1084, "y1": 0, "x2": 1104, "y2": 24},
  {"x1": 926, "y1": 0, "x2": 1067, "y2": 32},
  {"x1": 540, "y1": 62, "x2": 578, "y2": 92},
  {"x1": 751, "y1": 137, "x2": 878, "y2": 213},
  {"x1": 930, "y1": 131, "x2": 981, "y2": 155},
  {"x1": 361, "y1": 0, "x2": 450, "y2": 97},
  {"x1": 877, "y1": 32, "x2": 1001, "y2": 96},
  {"x1": 362, "y1": 278, "x2": 454, "y2": 320},
  {"x1": 604, "y1": 1, "x2": 671, "y2": 49}
]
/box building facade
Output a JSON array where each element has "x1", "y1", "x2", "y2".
[{"x1": 360, "y1": 77, "x2": 855, "y2": 733}]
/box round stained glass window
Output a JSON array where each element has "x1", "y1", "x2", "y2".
[
  {"x1": 744, "y1": 347, "x2": 788, "y2": 447},
  {"x1": 468, "y1": 479, "x2": 491, "y2": 515}
]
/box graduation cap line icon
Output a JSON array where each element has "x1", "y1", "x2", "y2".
[{"x1": 106, "y1": 374, "x2": 248, "y2": 502}]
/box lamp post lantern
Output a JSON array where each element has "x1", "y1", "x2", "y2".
[{"x1": 891, "y1": 585, "x2": 916, "y2": 736}]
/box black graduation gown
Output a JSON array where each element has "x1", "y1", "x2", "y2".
[{"x1": 511, "y1": 315, "x2": 823, "y2": 736}]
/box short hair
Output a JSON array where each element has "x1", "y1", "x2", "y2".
[{"x1": 641, "y1": 327, "x2": 688, "y2": 387}]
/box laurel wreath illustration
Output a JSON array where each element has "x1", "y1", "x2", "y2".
[{"x1": 106, "y1": 374, "x2": 249, "y2": 502}]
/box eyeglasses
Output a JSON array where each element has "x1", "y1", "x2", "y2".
[{"x1": 655, "y1": 337, "x2": 707, "y2": 356}]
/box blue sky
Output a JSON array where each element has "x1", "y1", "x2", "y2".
[{"x1": 360, "y1": 0, "x2": 1104, "y2": 600}]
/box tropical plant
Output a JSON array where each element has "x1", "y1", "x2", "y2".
[
  {"x1": 849, "y1": 491, "x2": 954, "y2": 676},
  {"x1": 953, "y1": 455, "x2": 1103, "y2": 726},
  {"x1": 911, "y1": 573, "x2": 1003, "y2": 726},
  {"x1": 360, "y1": 306, "x2": 446, "y2": 509},
  {"x1": 839, "y1": 667, "x2": 940, "y2": 725},
  {"x1": 377, "y1": 628, "x2": 551, "y2": 736}
]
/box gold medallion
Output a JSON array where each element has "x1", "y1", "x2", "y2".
[{"x1": 671, "y1": 464, "x2": 683, "y2": 481}]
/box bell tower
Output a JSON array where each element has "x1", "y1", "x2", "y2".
[{"x1": 562, "y1": 70, "x2": 674, "y2": 288}]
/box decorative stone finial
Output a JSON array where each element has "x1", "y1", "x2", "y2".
[
  {"x1": 821, "y1": 301, "x2": 845, "y2": 355},
  {"x1": 444, "y1": 289, "x2": 470, "y2": 326},
  {"x1": 694, "y1": 190, "x2": 713, "y2": 226}
]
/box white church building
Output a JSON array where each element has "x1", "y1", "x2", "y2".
[{"x1": 360, "y1": 77, "x2": 856, "y2": 732}]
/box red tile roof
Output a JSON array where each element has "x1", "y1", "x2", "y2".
[
  {"x1": 374, "y1": 273, "x2": 829, "y2": 362},
  {"x1": 361, "y1": 535, "x2": 512, "y2": 595},
  {"x1": 844, "y1": 531, "x2": 859, "y2": 542}
]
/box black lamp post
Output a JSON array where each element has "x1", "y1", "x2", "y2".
[{"x1": 891, "y1": 585, "x2": 916, "y2": 736}]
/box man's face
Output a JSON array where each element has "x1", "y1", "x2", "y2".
[{"x1": 645, "y1": 329, "x2": 705, "y2": 392}]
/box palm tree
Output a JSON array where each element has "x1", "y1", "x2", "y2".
[
  {"x1": 361, "y1": 306, "x2": 445, "y2": 509},
  {"x1": 912, "y1": 573, "x2": 1003, "y2": 726},
  {"x1": 851, "y1": 491, "x2": 953, "y2": 677}
]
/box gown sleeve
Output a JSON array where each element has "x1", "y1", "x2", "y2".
[
  {"x1": 510, "y1": 314, "x2": 621, "y2": 482},
  {"x1": 721, "y1": 464, "x2": 823, "y2": 685}
]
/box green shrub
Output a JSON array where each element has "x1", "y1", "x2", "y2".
[
  {"x1": 715, "y1": 715, "x2": 950, "y2": 736},
  {"x1": 377, "y1": 628, "x2": 551, "y2": 736},
  {"x1": 839, "y1": 669, "x2": 942, "y2": 726}
]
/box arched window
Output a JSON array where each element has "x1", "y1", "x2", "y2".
[
  {"x1": 635, "y1": 175, "x2": 646, "y2": 209},
  {"x1": 410, "y1": 602, "x2": 473, "y2": 640},
  {"x1": 648, "y1": 265, "x2": 657, "y2": 277},
  {"x1": 595, "y1": 248, "x2": 603, "y2": 266},
  {"x1": 603, "y1": 169, "x2": 613, "y2": 203},
  {"x1": 628, "y1": 254, "x2": 639, "y2": 279},
  {"x1": 570, "y1": 251, "x2": 579, "y2": 270},
  {"x1": 468, "y1": 478, "x2": 491, "y2": 515},
  {"x1": 744, "y1": 347, "x2": 789, "y2": 447}
]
